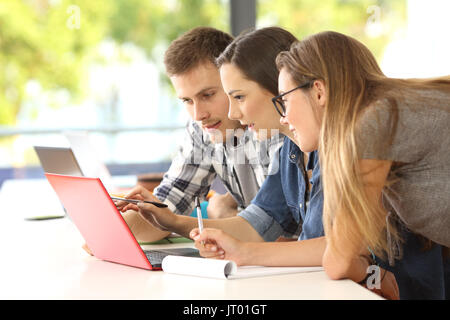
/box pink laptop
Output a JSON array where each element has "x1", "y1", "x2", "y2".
[{"x1": 45, "y1": 173, "x2": 199, "y2": 270}]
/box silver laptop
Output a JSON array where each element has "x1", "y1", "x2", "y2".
[
  {"x1": 34, "y1": 146, "x2": 84, "y2": 176},
  {"x1": 35, "y1": 132, "x2": 135, "y2": 190},
  {"x1": 63, "y1": 131, "x2": 114, "y2": 188}
]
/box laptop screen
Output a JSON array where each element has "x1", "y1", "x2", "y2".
[
  {"x1": 34, "y1": 146, "x2": 84, "y2": 176},
  {"x1": 45, "y1": 174, "x2": 153, "y2": 270}
]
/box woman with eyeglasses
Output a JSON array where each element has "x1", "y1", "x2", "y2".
[{"x1": 275, "y1": 31, "x2": 450, "y2": 299}]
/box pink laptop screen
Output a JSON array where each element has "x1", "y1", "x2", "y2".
[{"x1": 45, "y1": 173, "x2": 152, "y2": 270}]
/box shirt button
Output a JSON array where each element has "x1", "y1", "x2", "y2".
[
  {"x1": 299, "y1": 203, "x2": 303, "y2": 209},
  {"x1": 290, "y1": 154, "x2": 296, "y2": 159}
]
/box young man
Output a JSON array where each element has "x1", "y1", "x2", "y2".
[{"x1": 118, "y1": 27, "x2": 284, "y2": 243}]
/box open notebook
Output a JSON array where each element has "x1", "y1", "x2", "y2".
[{"x1": 162, "y1": 256, "x2": 323, "y2": 280}]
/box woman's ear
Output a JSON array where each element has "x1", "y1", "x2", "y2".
[{"x1": 313, "y1": 80, "x2": 327, "y2": 108}]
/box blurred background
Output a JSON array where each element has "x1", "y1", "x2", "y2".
[{"x1": 1, "y1": 0, "x2": 449, "y2": 186}]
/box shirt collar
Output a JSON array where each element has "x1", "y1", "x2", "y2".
[
  {"x1": 287, "y1": 138, "x2": 302, "y2": 164},
  {"x1": 306, "y1": 150, "x2": 318, "y2": 171},
  {"x1": 286, "y1": 138, "x2": 319, "y2": 170}
]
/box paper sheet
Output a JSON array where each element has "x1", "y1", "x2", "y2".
[{"x1": 162, "y1": 256, "x2": 323, "y2": 280}]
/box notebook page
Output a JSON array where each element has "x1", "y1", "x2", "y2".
[
  {"x1": 162, "y1": 256, "x2": 323, "y2": 279},
  {"x1": 162, "y1": 256, "x2": 236, "y2": 279},
  {"x1": 228, "y1": 265, "x2": 324, "y2": 279}
]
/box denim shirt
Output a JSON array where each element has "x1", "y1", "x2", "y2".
[
  {"x1": 238, "y1": 137, "x2": 324, "y2": 241},
  {"x1": 376, "y1": 227, "x2": 450, "y2": 300}
]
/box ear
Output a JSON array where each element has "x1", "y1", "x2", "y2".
[{"x1": 313, "y1": 80, "x2": 327, "y2": 108}]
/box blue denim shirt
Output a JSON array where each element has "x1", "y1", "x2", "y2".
[
  {"x1": 376, "y1": 225, "x2": 450, "y2": 300},
  {"x1": 238, "y1": 137, "x2": 324, "y2": 241}
]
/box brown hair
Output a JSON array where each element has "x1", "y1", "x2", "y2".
[
  {"x1": 216, "y1": 27, "x2": 297, "y2": 96},
  {"x1": 276, "y1": 31, "x2": 450, "y2": 258},
  {"x1": 164, "y1": 27, "x2": 233, "y2": 76}
]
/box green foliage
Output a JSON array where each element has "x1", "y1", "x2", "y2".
[
  {"x1": 0, "y1": 0, "x2": 405, "y2": 126},
  {"x1": 0, "y1": 0, "x2": 110, "y2": 125},
  {"x1": 258, "y1": 0, "x2": 407, "y2": 61},
  {"x1": 0, "y1": 0, "x2": 226, "y2": 125},
  {"x1": 109, "y1": 0, "x2": 227, "y2": 56}
]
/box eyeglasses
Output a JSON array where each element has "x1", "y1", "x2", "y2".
[{"x1": 272, "y1": 81, "x2": 314, "y2": 117}]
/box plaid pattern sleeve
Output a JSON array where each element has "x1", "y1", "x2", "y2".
[
  {"x1": 153, "y1": 121, "x2": 286, "y2": 216},
  {"x1": 153, "y1": 121, "x2": 217, "y2": 216}
]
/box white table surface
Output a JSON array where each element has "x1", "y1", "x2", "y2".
[{"x1": 0, "y1": 178, "x2": 382, "y2": 300}]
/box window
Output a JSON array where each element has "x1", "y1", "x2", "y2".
[
  {"x1": 1, "y1": 0, "x2": 449, "y2": 183},
  {"x1": 0, "y1": 0, "x2": 228, "y2": 176},
  {"x1": 257, "y1": 0, "x2": 450, "y2": 78}
]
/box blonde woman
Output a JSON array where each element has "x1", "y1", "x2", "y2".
[{"x1": 275, "y1": 31, "x2": 450, "y2": 299}]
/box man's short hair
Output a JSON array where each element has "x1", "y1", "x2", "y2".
[{"x1": 164, "y1": 27, "x2": 233, "y2": 76}]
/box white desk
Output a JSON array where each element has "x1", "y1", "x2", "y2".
[
  {"x1": 0, "y1": 177, "x2": 136, "y2": 219},
  {"x1": 0, "y1": 179, "x2": 381, "y2": 300}
]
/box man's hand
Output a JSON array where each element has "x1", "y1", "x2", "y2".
[
  {"x1": 122, "y1": 210, "x2": 171, "y2": 242},
  {"x1": 113, "y1": 185, "x2": 153, "y2": 213},
  {"x1": 112, "y1": 185, "x2": 177, "y2": 232},
  {"x1": 136, "y1": 202, "x2": 178, "y2": 232},
  {"x1": 206, "y1": 192, "x2": 238, "y2": 219}
]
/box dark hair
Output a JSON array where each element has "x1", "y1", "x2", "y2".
[
  {"x1": 216, "y1": 27, "x2": 297, "y2": 96},
  {"x1": 164, "y1": 27, "x2": 233, "y2": 76}
]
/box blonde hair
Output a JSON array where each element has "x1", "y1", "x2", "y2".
[{"x1": 276, "y1": 31, "x2": 450, "y2": 258}]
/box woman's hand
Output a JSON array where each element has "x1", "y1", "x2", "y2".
[
  {"x1": 323, "y1": 241, "x2": 399, "y2": 300},
  {"x1": 189, "y1": 228, "x2": 248, "y2": 266}
]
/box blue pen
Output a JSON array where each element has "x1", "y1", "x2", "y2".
[{"x1": 195, "y1": 197, "x2": 204, "y2": 244}]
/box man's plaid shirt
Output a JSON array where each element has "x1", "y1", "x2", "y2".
[{"x1": 153, "y1": 120, "x2": 284, "y2": 216}]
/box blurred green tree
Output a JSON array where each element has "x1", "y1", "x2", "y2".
[
  {"x1": 0, "y1": 0, "x2": 405, "y2": 126},
  {"x1": 0, "y1": 0, "x2": 226, "y2": 126},
  {"x1": 258, "y1": 0, "x2": 406, "y2": 61},
  {"x1": 0, "y1": 0, "x2": 111, "y2": 125}
]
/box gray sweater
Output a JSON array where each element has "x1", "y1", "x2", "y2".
[{"x1": 356, "y1": 88, "x2": 450, "y2": 256}]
